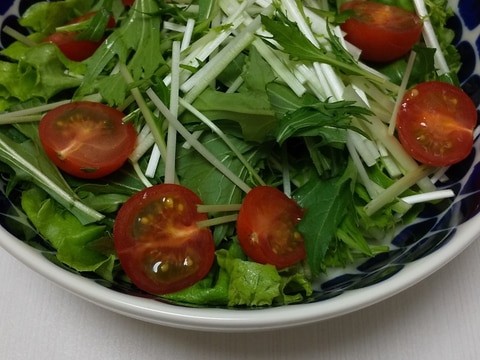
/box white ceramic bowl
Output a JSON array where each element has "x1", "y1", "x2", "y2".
[{"x1": 0, "y1": 0, "x2": 479, "y2": 332}]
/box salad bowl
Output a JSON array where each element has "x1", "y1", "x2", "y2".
[{"x1": 0, "y1": 0, "x2": 479, "y2": 332}]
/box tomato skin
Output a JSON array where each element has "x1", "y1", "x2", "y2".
[
  {"x1": 340, "y1": 1, "x2": 423, "y2": 62},
  {"x1": 43, "y1": 12, "x2": 115, "y2": 61},
  {"x1": 236, "y1": 186, "x2": 306, "y2": 269},
  {"x1": 39, "y1": 101, "x2": 137, "y2": 179},
  {"x1": 113, "y1": 184, "x2": 215, "y2": 295},
  {"x1": 122, "y1": 0, "x2": 135, "y2": 6},
  {"x1": 43, "y1": 32, "x2": 101, "y2": 61},
  {"x1": 396, "y1": 81, "x2": 477, "y2": 166}
]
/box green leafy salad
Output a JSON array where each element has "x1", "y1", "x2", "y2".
[{"x1": 0, "y1": 0, "x2": 469, "y2": 307}]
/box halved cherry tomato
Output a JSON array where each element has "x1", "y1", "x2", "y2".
[
  {"x1": 340, "y1": 1, "x2": 423, "y2": 63},
  {"x1": 236, "y1": 186, "x2": 306, "y2": 269},
  {"x1": 396, "y1": 81, "x2": 477, "y2": 166},
  {"x1": 39, "y1": 101, "x2": 137, "y2": 179},
  {"x1": 42, "y1": 12, "x2": 115, "y2": 61},
  {"x1": 113, "y1": 184, "x2": 215, "y2": 295}
]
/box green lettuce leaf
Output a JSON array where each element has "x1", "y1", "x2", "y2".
[
  {"x1": 216, "y1": 248, "x2": 282, "y2": 306},
  {"x1": 19, "y1": 0, "x2": 95, "y2": 34},
  {"x1": 216, "y1": 248, "x2": 312, "y2": 306},
  {"x1": 21, "y1": 186, "x2": 115, "y2": 281},
  {"x1": 160, "y1": 267, "x2": 230, "y2": 306},
  {"x1": 0, "y1": 44, "x2": 85, "y2": 111}
]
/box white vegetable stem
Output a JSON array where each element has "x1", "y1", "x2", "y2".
[
  {"x1": 119, "y1": 64, "x2": 168, "y2": 166},
  {"x1": 2, "y1": 26, "x2": 36, "y2": 46},
  {"x1": 178, "y1": 98, "x2": 266, "y2": 186},
  {"x1": 252, "y1": 39, "x2": 306, "y2": 97},
  {"x1": 413, "y1": 0, "x2": 450, "y2": 75},
  {"x1": 180, "y1": 18, "x2": 196, "y2": 51},
  {"x1": 196, "y1": 214, "x2": 238, "y2": 228},
  {"x1": 344, "y1": 86, "x2": 436, "y2": 193},
  {"x1": 388, "y1": 51, "x2": 416, "y2": 135},
  {"x1": 0, "y1": 137, "x2": 104, "y2": 222},
  {"x1": 146, "y1": 88, "x2": 252, "y2": 193},
  {"x1": 164, "y1": 41, "x2": 181, "y2": 184},
  {"x1": 364, "y1": 165, "x2": 436, "y2": 216},
  {"x1": 0, "y1": 94, "x2": 102, "y2": 123},
  {"x1": 181, "y1": 16, "x2": 262, "y2": 103},
  {"x1": 401, "y1": 189, "x2": 455, "y2": 205}
]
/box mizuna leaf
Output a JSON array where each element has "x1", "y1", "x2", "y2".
[
  {"x1": 0, "y1": 124, "x2": 103, "y2": 224},
  {"x1": 293, "y1": 174, "x2": 352, "y2": 277}
]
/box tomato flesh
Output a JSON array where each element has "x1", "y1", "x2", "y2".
[
  {"x1": 113, "y1": 184, "x2": 215, "y2": 295},
  {"x1": 340, "y1": 1, "x2": 423, "y2": 62},
  {"x1": 43, "y1": 12, "x2": 115, "y2": 61},
  {"x1": 39, "y1": 101, "x2": 137, "y2": 179},
  {"x1": 396, "y1": 81, "x2": 477, "y2": 166},
  {"x1": 236, "y1": 186, "x2": 306, "y2": 269}
]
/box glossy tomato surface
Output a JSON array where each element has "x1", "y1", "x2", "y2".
[
  {"x1": 340, "y1": 1, "x2": 423, "y2": 62},
  {"x1": 396, "y1": 81, "x2": 478, "y2": 166},
  {"x1": 43, "y1": 12, "x2": 115, "y2": 61},
  {"x1": 39, "y1": 101, "x2": 137, "y2": 179},
  {"x1": 236, "y1": 186, "x2": 306, "y2": 269},
  {"x1": 113, "y1": 184, "x2": 215, "y2": 295}
]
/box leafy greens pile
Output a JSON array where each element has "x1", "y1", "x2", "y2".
[{"x1": 0, "y1": 0, "x2": 461, "y2": 306}]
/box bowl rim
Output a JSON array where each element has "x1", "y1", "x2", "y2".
[{"x1": 1, "y1": 208, "x2": 478, "y2": 332}]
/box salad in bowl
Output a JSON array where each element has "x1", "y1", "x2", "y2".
[{"x1": 0, "y1": 0, "x2": 478, "y2": 331}]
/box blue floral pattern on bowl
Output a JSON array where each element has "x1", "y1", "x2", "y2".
[{"x1": 0, "y1": 0, "x2": 479, "y2": 307}]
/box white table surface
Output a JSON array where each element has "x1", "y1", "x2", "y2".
[{"x1": 1, "y1": 237, "x2": 479, "y2": 360}]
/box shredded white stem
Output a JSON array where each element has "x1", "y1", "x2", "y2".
[
  {"x1": 0, "y1": 99, "x2": 73, "y2": 121},
  {"x1": 181, "y1": 16, "x2": 262, "y2": 102},
  {"x1": 180, "y1": 18, "x2": 196, "y2": 51},
  {"x1": 197, "y1": 204, "x2": 242, "y2": 212},
  {"x1": 253, "y1": 39, "x2": 306, "y2": 97},
  {"x1": 388, "y1": 51, "x2": 416, "y2": 135},
  {"x1": 281, "y1": 145, "x2": 292, "y2": 198},
  {"x1": 147, "y1": 88, "x2": 252, "y2": 193},
  {"x1": 2, "y1": 26, "x2": 36, "y2": 47},
  {"x1": 132, "y1": 162, "x2": 154, "y2": 188},
  {"x1": 178, "y1": 98, "x2": 265, "y2": 186},
  {"x1": 196, "y1": 214, "x2": 238, "y2": 228},
  {"x1": 119, "y1": 64, "x2": 169, "y2": 166},
  {"x1": 401, "y1": 190, "x2": 455, "y2": 205},
  {"x1": 0, "y1": 114, "x2": 42, "y2": 124},
  {"x1": 364, "y1": 165, "x2": 436, "y2": 216},
  {"x1": 413, "y1": 0, "x2": 450, "y2": 75},
  {"x1": 164, "y1": 41, "x2": 181, "y2": 184}
]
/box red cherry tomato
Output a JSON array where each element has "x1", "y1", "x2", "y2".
[
  {"x1": 43, "y1": 12, "x2": 115, "y2": 61},
  {"x1": 39, "y1": 101, "x2": 137, "y2": 179},
  {"x1": 236, "y1": 186, "x2": 306, "y2": 269},
  {"x1": 396, "y1": 81, "x2": 477, "y2": 166},
  {"x1": 340, "y1": 1, "x2": 423, "y2": 62},
  {"x1": 113, "y1": 184, "x2": 215, "y2": 295},
  {"x1": 122, "y1": 0, "x2": 135, "y2": 6}
]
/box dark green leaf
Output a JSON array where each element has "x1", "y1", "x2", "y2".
[
  {"x1": 78, "y1": 0, "x2": 165, "y2": 105},
  {"x1": 275, "y1": 100, "x2": 372, "y2": 144},
  {"x1": 293, "y1": 174, "x2": 352, "y2": 276},
  {"x1": 186, "y1": 88, "x2": 276, "y2": 142}
]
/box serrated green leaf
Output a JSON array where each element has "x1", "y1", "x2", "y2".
[
  {"x1": 293, "y1": 175, "x2": 351, "y2": 276},
  {"x1": 78, "y1": 0, "x2": 165, "y2": 105}
]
